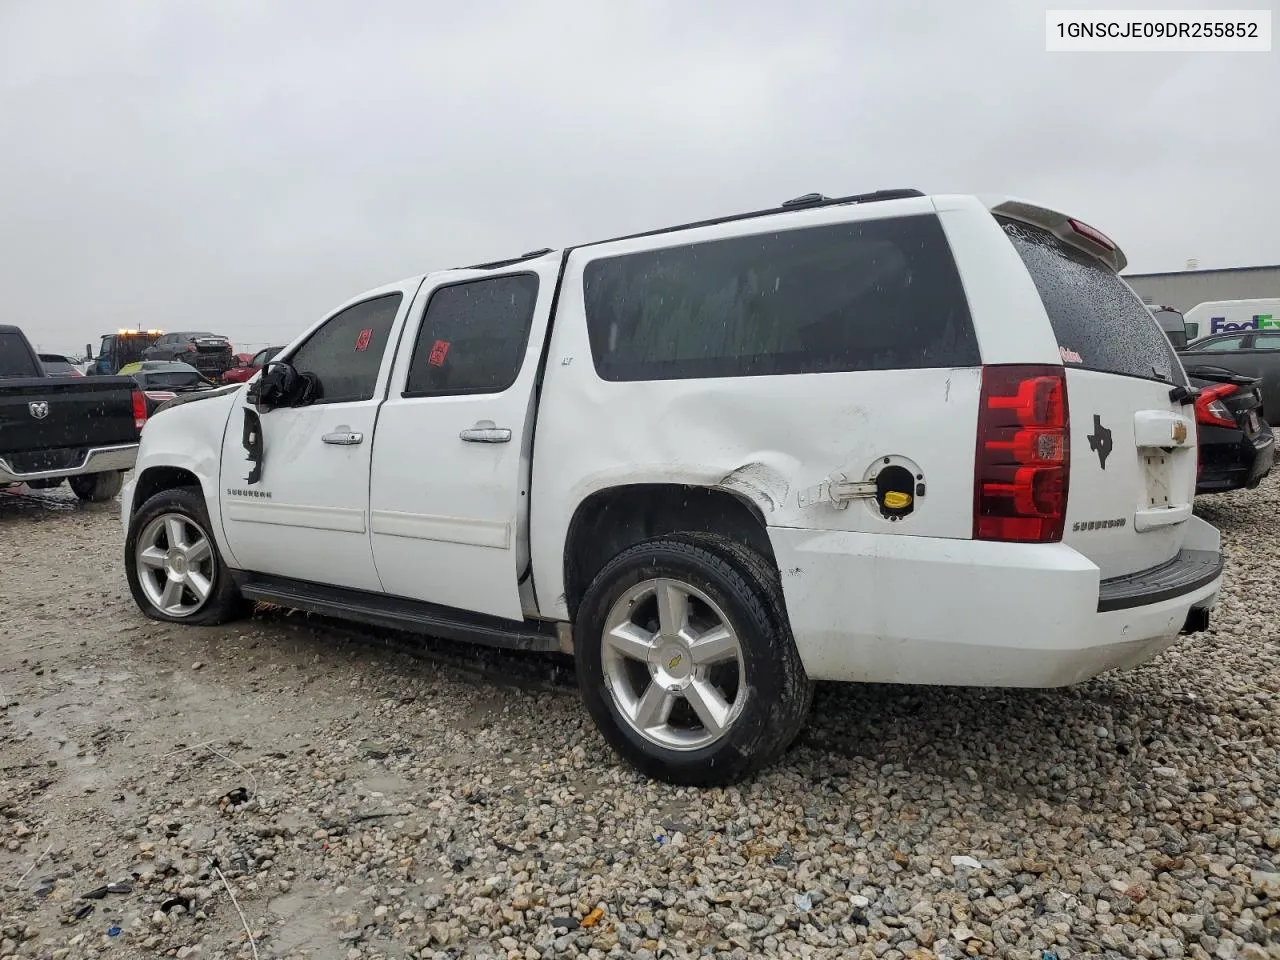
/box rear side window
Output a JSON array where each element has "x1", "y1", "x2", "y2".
[
  {"x1": 404, "y1": 274, "x2": 540, "y2": 396},
  {"x1": 289, "y1": 294, "x2": 402, "y2": 404},
  {"x1": 0, "y1": 332, "x2": 40, "y2": 378},
  {"x1": 1000, "y1": 218, "x2": 1186, "y2": 385},
  {"x1": 582, "y1": 215, "x2": 979, "y2": 381},
  {"x1": 1198, "y1": 337, "x2": 1244, "y2": 352}
]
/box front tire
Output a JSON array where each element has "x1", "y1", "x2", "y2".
[
  {"x1": 125, "y1": 486, "x2": 247, "y2": 626},
  {"x1": 575, "y1": 536, "x2": 812, "y2": 787},
  {"x1": 68, "y1": 471, "x2": 123, "y2": 502}
]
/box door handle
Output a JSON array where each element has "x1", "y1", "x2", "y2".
[
  {"x1": 459, "y1": 420, "x2": 511, "y2": 443},
  {"x1": 322, "y1": 430, "x2": 363, "y2": 446}
]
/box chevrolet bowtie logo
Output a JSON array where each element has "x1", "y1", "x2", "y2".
[{"x1": 667, "y1": 654, "x2": 683, "y2": 671}]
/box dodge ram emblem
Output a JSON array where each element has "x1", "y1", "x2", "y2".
[{"x1": 28, "y1": 401, "x2": 49, "y2": 420}]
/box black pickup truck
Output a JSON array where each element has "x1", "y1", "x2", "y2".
[{"x1": 0, "y1": 324, "x2": 142, "y2": 501}]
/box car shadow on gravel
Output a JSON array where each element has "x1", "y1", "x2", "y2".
[
  {"x1": 0, "y1": 485, "x2": 117, "y2": 521},
  {"x1": 256, "y1": 605, "x2": 1221, "y2": 814}
]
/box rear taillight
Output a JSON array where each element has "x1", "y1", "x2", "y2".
[
  {"x1": 1194, "y1": 383, "x2": 1238, "y2": 429},
  {"x1": 132, "y1": 389, "x2": 148, "y2": 431},
  {"x1": 974, "y1": 365, "x2": 1069, "y2": 543},
  {"x1": 1067, "y1": 218, "x2": 1116, "y2": 251}
]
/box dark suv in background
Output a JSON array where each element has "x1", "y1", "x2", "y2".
[{"x1": 143, "y1": 331, "x2": 235, "y2": 379}]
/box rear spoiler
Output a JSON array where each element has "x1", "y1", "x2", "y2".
[
  {"x1": 1184, "y1": 365, "x2": 1262, "y2": 387},
  {"x1": 982, "y1": 197, "x2": 1127, "y2": 273}
]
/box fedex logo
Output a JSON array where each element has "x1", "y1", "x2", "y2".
[{"x1": 1209, "y1": 314, "x2": 1278, "y2": 334}]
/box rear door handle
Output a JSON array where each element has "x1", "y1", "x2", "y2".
[
  {"x1": 322, "y1": 430, "x2": 363, "y2": 445},
  {"x1": 459, "y1": 420, "x2": 511, "y2": 443}
]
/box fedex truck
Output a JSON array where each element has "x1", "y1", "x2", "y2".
[{"x1": 1184, "y1": 299, "x2": 1280, "y2": 343}]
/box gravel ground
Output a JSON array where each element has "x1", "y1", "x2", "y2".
[{"x1": 1, "y1": 480, "x2": 1279, "y2": 960}]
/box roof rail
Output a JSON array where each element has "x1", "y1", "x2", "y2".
[
  {"x1": 460, "y1": 247, "x2": 555, "y2": 271},
  {"x1": 577, "y1": 187, "x2": 926, "y2": 250},
  {"x1": 448, "y1": 189, "x2": 925, "y2": 273}
]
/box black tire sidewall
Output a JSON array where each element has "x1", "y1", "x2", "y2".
[
  {"x1": 576, "y1": 538, "x2": 806, "y2": 785},
  {"x1": 124, "y1": 486, "x2": 243, "y2": 626},
  {"x1": 69, "y1": 471, "x2": 121, "y2": 501}
]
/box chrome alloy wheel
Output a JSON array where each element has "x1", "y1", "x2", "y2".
[
  {"x1": 134, "y1": 513, "x2": 217, "y2": 618},
  {"x1": 600, "y1": 578, "x2": 748, "y2": 751}
]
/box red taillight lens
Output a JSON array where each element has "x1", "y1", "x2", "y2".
[
  {"x1": 1194, "y1": 383, "x2": 1238, "y2": 429},
  {"x1": 1067, "y1": 218, "x2": 1116, "y2": 251},
  {"x1": 974, "y1": 365, "x2": 1069, "y2": 543},
  {"x1": 132, "y1": 389, "x2": 148, "y2": 431}
]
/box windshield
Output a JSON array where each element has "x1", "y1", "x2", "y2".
[
  {"x1": 0, "y1": 331, "x2": 41, "y2": 378},
  {"x1": 999, "y1": 218, "x2": 1187, "y2": 385}
]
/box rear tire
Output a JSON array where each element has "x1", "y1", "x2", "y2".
[
  {"x1": 125, "y1": 486, "x2": 248, "y2": 626},
  {"x1": 68, "y1": 471, "x2": 124, "y2": 502},
  {"x1": 575, "y1": 535, "x2": 812, "y2": 786}
]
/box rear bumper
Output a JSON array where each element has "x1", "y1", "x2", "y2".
[
  {"x1": 768, "y1": 516, "x2": 1222, "y2": 687},
  {"x1": 1196, "y1": 427, "x2": 1275, "y2": 493},
  {"x1": 0, "y1": 443, "x2": 138, "y2": 484},
  {"x1": 191, "y1": 353, "x2": 233, "y2": 375}
]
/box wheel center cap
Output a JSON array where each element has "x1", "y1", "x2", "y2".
[
  {"x1": 651, "y1": 641, "x2": 692, "y2": 686},
  {"x1": 168, "y1": 552, "x2": 187, "y2": 576}
]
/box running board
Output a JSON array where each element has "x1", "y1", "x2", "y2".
[{"x1": 233, "y1": 572, "x2": 562, "y2": 653}]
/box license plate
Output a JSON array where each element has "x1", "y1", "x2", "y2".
[{"x1": 1248, "y1": 411, "x2": 1260, "y2": 432}]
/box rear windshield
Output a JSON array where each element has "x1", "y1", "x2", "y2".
[
  {"x1": 0, "y1": 332, "x2": 40, "y2": 378},
  {"x1": 42, "y1": 360, "x2": 76, "y2": 374},
  {"x1": 144, "y1": 371, "x2": 208, "y2": 389},
  {"x1": 999, "y1": 218, "x2": 1186, "y2": 385},
  {"x1": 583, "y1": 214, "x2": 979, "y2": 381}
]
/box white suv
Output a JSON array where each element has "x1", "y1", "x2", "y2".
[{"x1": 121, "y1": 189, "x2": 1222, "y2": 785}]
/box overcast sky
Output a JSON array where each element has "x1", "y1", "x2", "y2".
[{"x1": 2, "y1": 1, "x2": 1276, "y2": 353}]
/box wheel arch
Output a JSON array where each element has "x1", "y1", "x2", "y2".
[
  {"x1": 130, "y1": 465, "x2": 205, "y2": 517},
  {"x1": 561, "y1": 483, "x2": 777, "y2": 622}
]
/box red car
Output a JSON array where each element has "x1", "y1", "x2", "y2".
[{"x1": 221, "y1": 346, "x2": 285, "y2": 384}]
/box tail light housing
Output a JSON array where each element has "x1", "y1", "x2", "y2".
[
  {"x1": 1067, "y1": 218, "x2": 1116, "y2": 251},
  {"x1": 1194, "y1": 383, "x2": 1238, "y2": 429},
  {"x1": 974, "y1": 365, "x2": 1069, "y2": 543},
  {"x1": 132, "y1": 389, "x2": 148, "y2": 431}
]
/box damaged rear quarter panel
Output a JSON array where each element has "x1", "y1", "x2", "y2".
[{"x1": 529, "y1": 250, "x2": 984, "y2": 622}]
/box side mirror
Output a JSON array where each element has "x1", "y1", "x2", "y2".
[{"x1": 250, "y1": 361, "x2": 301, "y2": 412}]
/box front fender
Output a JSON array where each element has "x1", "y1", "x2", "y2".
[{"x1": 123, "y1": 388, "x2": 240, "y2": 553}]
